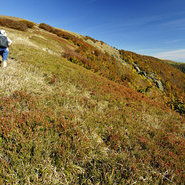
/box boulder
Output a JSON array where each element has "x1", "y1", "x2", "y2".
[{"x1": 154, "y1": 80, "x2": 164, "y2": 91}]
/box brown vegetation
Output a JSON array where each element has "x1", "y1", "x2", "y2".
[
  {"x1": 119, "y1": 50, "x2": 185, "y2": 114},
  {"x1": 19, "y1": 20, "x2": 35, "y2": 28},
  {"x1": 39, "y1": 23, "x2": 185, "y2": 114},
  {"x1": 0, "y1": 17, "x2": 184, "y2": 184},
  {"x1": 0, "y1": 17, "x2": 34, "y2": 31}
]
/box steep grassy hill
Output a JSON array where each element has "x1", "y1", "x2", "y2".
[
  {"x1": 119, "y1": 50, "x2": 185, "y2": 114},
  {"x1": 0, "y1": 16, "x2": 185, "y2": 184}
]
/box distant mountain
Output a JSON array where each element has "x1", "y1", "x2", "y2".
[{"x1": 0, "y1": 15, "x2": 184, "y2": 184}]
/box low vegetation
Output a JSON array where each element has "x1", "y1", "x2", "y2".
[
  {"x1": 0, "y1": 17, "x2": 184, "y2": 184},
  {"x1": 120, "y1": 50, "x2": 185, "y2": 114},
  {"x1": 171, "y1": 63, "x2": 185, "y2": 74},
  {"x1": 84, "y1": 36, "x2": 104, "y2": 45},
  {"x1": 0, "y1": 17, "x2": 34, "y2": 31}
]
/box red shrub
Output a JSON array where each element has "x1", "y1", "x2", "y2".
[
  {"x1": 19, "y1": 20, "x2": 35, "y2": 28},
  {"x1": 0, "y1": 18, "x2": 27, "y2": 31},
  {"x1": 39, "y1": 23, "x2": 54, "y2": 32},
  {"x1": 0, "y1": 18, "x2": 35, "y2": 31}
]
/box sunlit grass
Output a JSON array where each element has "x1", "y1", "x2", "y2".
[{"x1": 0, "y1": 20, "x2": 184, "y2": 184}]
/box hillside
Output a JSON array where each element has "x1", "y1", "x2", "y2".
[
  {"x1": 161, "y1": 59, "x2": 185, "y2": 74},
  {"x1": 170, "y1": 62, "x2": 185, "y2": 74},
  {"x1": 172, "y1": 63, "x2": 185, "y2": 73},
  {"x1": 0, "y1": 16, "x2": 185, "y2": 184}
]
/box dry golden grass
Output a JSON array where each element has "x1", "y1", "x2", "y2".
[
  {"x1": 0, "y1": 59, "x2": 53, "y2": 96},
  {"x1": 0, "y1": 15, "x2": 29, "y2": 22},
  {"x1": 9, "y1": 32, "x2": 39, "y2": 48},
  {"x1": 84, "y1": 38, "x2": 121, "y2": 60}
]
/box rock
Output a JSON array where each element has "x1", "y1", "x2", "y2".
[
  {"x1": 132, "y1": 64, "x2": 164, "y2": 91},
  {"x1": 139, "y1": 71, "x2": 147, "y2": 77},
  {"x1": 155, "y1": 80, "x2": 164, "y2": 91},
  {"x1": 133, "y1": 63, "x2": 148, "y2": 77},
  {"x1": 133, "y1": 64, "x2": 141, "y2": 73}
]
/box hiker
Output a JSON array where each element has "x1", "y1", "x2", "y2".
[{"x1": 0, "y1": 30, "x2": 12, "y2": 68}]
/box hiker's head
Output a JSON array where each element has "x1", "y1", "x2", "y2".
[{"x1": 0, "y1": 30, "x2": 7, "y2": 36}]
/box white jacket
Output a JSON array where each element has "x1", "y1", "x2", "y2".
[
  {"x1": 7, "y1": 37, "x2": 12, "y2": 46},
  {"x1": 0, "y1": 30, "x2": 12, "y2": 46}
]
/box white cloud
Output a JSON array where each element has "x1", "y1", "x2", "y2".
[{"x1": 154, "y1": 49, "x2": 185, "y2": 62}]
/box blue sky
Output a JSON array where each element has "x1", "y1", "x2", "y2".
[{"x1": 1, "y1": 0, "x2": 185, "y2": 62}]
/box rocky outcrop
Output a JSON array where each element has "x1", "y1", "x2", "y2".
[
  {"x1": 154, "y1": 80, "x2": 164, "y2": 91},
  {"x1": 133, "y1": 63, "x2": 164, "y2": 91}
]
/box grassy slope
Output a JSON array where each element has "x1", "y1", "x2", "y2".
[
  {"x1": 0, "y1": 17, "x2": 185, "y2": 184},
  {"x1": 168, "y1": 62, "x2": 185, "y2": 74},
  {"x1": 159, "y1": 59, "x2": 185, "y2": 74},
  {"x1": 37, "y1": 22, "x2": 185, "y2": 114},
  {"x1": 119, "y1": 50, "x2": 185, "y2": 113}
]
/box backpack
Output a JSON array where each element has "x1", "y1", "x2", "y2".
[{"x1": 0, "y1": 35, "x2": 8, "y2": 48}]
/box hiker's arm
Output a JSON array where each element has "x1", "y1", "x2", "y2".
[{"x1": 7, "y1": 37, "x2": 12, "y2": 46}]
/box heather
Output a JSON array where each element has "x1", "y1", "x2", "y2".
[{"x1": 0, "y1": 16, "x2": 184, "y2": 184}]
